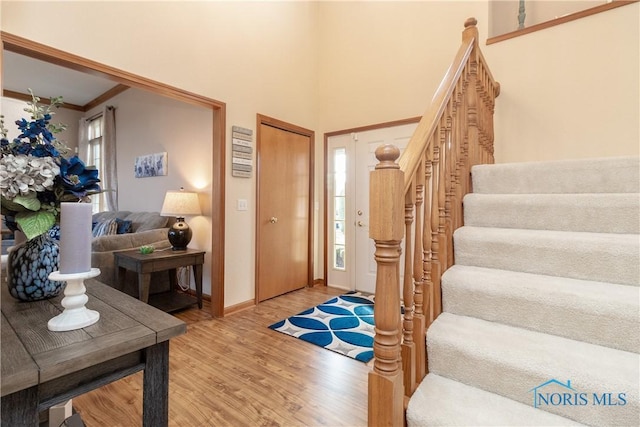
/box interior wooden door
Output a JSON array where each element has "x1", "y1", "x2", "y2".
[{"x1": 256, "y1": 117, "x2": 313, "y2": 302}]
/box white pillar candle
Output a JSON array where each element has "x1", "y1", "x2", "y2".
[{"x1": 59, "y1": 202, "x2": 93, "y2": 274}]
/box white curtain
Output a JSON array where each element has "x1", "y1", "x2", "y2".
[
  {"x1": 77, "y1": 118, "x2": 89, "y2": 162},
  {"x1": 102, "y1": 106, "x2": 118, "y2": 211}
]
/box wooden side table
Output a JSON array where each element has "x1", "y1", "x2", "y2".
[{"x1": 114, "y1": 248, "x2": 205, "y2": 312}]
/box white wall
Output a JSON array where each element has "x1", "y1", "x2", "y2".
[
  {"x1": 1, "y1": 1, "x2": 319, "y2": 308},
  {"x1": 3, "y1": 1, "x2": 638, "y2": 309},
  {"x1": 317, "y1": 2, "x2": 489, "y2": 131},
  {"x1": 485, "y1": 3, "x2": 639, "y2": 162},
  {"x1": 315, "y1": 1, "x2": 489, "y2": 277}
]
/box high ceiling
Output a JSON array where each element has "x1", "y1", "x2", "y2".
[{"x1": 3, "y1": 51, "x2": 120, "y2": 108}]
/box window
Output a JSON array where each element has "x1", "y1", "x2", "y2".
[
  {"x1": 333, "y1": 147, "x2": 347, "y2": 270},
  {"x1": 86, "y1": 115, "x2": 104, "y2": 213}
]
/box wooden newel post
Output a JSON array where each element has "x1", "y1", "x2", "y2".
[
  {"x1": 368, "y1": 144, "x2": 405, "y2": 427},
  {"x1": 462, "y1": 17, "x2": 478, "y2": 43}
]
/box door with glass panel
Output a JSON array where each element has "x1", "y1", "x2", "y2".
[{"x1": 327, "y1": 123, "x2": 417, "y2": 293}]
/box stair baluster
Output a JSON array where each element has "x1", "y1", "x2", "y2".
[{"x1": 368, "y1": 17, "x2": 500, "y2": 427}]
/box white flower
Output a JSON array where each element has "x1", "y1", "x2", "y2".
[{"x1": 0, "y1": 154, "x2": 60, "y2": 200}]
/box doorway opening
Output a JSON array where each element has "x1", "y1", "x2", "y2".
[
  {"x1": 1, "y1": 32, "x2": 227, "y2": 317},
  {"x1": 324, "y1": 118, "x2": 419, "y2": 293}
]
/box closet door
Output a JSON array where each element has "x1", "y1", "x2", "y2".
[{"x1": 256, "y1": 118, "x2": 313, "y2": 302}]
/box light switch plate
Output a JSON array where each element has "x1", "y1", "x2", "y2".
[{"x1": 237, "y1": 199, "x2": 248, "y2": 211}]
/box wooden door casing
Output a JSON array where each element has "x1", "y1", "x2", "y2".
[{"x1": 256, "y1": 115, "x2": 314, "y2": 302}]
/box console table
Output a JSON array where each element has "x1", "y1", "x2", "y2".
[
  {"x1": 114, "y1": 248, "x2": 205, "y2": 312},
  {"x1": 1, "y1": 279, "x2": 186, "y2": 426}
]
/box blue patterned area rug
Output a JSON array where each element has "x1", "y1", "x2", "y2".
[{"x1": 268, "y1": 292, "x2": 375, "y2": 363}]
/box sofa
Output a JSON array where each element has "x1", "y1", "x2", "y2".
[{"x1": 91, "y1": 211, "x2": 175, "y2": 297}]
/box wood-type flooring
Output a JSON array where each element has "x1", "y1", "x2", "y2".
[{"x1": 72, "y1": 286, "x2": 370, "y2": 426}]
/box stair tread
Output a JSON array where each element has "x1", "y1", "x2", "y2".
[
  {"x1": 442, "y1": 265, "x2": 640, "y2": 353},
  {"x1": 409, "y1": 157, "x2": 640, "y2": 426},
  {"x1": 471, "y1": 156, "x2": 640, "y2": 194},
  {"x1": 454, "y1": 226, "x2": 640, "y2": 286},
  {"x1": 407, "y1": 373, "x2": 585, "y2": 426},
  {"x1": 428, "y1": 312, "x2": 639, "y2": 426},
  {"x1": 463, "y1": 192, "x2": 640, "y2": 234}
]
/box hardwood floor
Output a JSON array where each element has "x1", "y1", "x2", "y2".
[{"x1": 73, "y1": 286, "x2": 370, "y2": 426}]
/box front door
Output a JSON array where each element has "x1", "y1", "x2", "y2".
[
  {"x1": 256, "y1": 116, "x2": 313, "y2": 302},
  {"x1": 327, "y1": 122, "x2": 417, "y2": 293}
]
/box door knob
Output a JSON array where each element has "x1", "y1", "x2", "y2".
[
  {"x1": 357, "y1": 210, "x2": 363, "y2": 216},
  {"x1": 357, "y1": 221, "x2": 364, "y2": 227},
  {"x1": 270, "y1": 217, "x2": 278, "y2": 224}
]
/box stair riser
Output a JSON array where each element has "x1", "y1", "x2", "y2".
[
  {"x1": 427, "y1": 314, "x2": 640, "y2": 427},
  {"x1": 454, "y1": 227, "x2": 640, "y2": 286},
  {"x1": 442, "y1": 266, "x2": 640, "y2": 353},
  {"x1": 463, "y1": 193, "x2": 640, "y2": 234},
  {"x1": 471, "y1": 157, "x2": 640, "y2": 194}
]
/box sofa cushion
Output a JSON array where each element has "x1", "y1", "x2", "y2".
[
  {"x1": 91, "y1": 228, "x2": 169, "y2": 252},
  {"x1": 89, "y1": 211, "x2": 172, "y2": 293},
  {"x1": 123, "y1": 212, "x2": 168, "y2": 232},
  {"x1": 93, "y1": 211, "x2": 132, "y2": 224}
]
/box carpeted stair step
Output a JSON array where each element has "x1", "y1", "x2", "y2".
[
  {"x1": 427, "y1": 313, "x2": 640, "y2": 426},
  {"x1": 406, "y1": 373, "x2": 585, "y2": 426},
  {"x1": 463, "y1": 193, "x2": 640, "y2": 234},
  {"x1": 471, "y1": 156, "x2": 640, "y2": 194},
  {"x1": 453, "y1": 226, "x2": 640, "y2": 286},
  {"x1": 441, "y1": 265, "x2": 640, "y2": 353}
]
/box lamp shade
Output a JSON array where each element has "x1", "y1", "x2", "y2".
[{"x1": 160, "y1": 189, "x2": 201, "y2": 217}]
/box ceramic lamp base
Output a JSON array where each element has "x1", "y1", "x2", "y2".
[
  {"x1": 47, "y1": 268, "x2": 101, "y2": 332},
  {"x1": 168, "y1": 217, "x2": 192, "y2": 250}
]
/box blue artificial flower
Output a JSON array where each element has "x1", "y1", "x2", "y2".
[
  {"x1": 30, "y1": 142, "x2": 59, "y2": 158},
  {"x1": 1, "y1": 91, "x2": 100, "y2": 240},
  {"x1": 58, "y1": 156, "x2": 101, "y2": 198},
  {"x1": 13, "y1": 141, "x2": 31, "y2": 155},
  {"x1": 15, "y1": 118, "x2": 28, "y2": 129}
]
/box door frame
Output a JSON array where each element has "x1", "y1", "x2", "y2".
[
  {"x1": 323, "y1": 117, "x2": 420, "y2": 287},
  {"x1": 1, "y1": 32, "x2": 228, "y2": 317},
  {"x1": 255, "y1": 114, "x2": 315, "y2": 304}
]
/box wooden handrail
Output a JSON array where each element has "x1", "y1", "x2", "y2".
[
  {"x1": 368, "y1": 17, "x2": 500, "y2": 427},
  {"x1": 398, "y1": 20, "x2": 476, "y2": 192}
]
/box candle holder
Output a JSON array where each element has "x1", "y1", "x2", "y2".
[{"x1": 47, "y1": 268, "x2": 101, "y2": 332}]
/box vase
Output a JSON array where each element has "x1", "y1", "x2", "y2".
[{"x1": 6, "y1": 229, "x2": 65, "y2": 302}]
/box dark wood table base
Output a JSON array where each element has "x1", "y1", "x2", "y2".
[{"x1": 1, "y1": 280, "x2": 185, "y2": 427}]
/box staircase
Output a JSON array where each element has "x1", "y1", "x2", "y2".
[{"x1": 406, "y1": 156, "x2": 640, "y2": 426}]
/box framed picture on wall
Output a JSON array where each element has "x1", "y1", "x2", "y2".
[{"x1": 134, "y1": 152, "x2": 168, "y2": 178}]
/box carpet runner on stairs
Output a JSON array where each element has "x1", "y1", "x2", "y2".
[{"x1": 406, "y1": 156, "x2": 640, "y2": 427}]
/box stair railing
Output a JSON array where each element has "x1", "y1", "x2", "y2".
[{"x1": 368, "y1": 18, "x2": 500, "y2": 426}]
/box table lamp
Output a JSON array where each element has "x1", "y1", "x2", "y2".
[{"x1": 160, "y1": 188, "x2": 201, "y2": 250}]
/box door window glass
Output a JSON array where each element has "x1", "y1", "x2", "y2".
[{"x1": 333, "y1": 147, "x2": 346, "y2": 270}]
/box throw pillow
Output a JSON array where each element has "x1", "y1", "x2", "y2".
[
  {"x1": 115, "y1": 218, "x2": 133, "y2": 234},
  {"x1": 92, "y1": 218, "x2": 118, "y2": 238}
]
